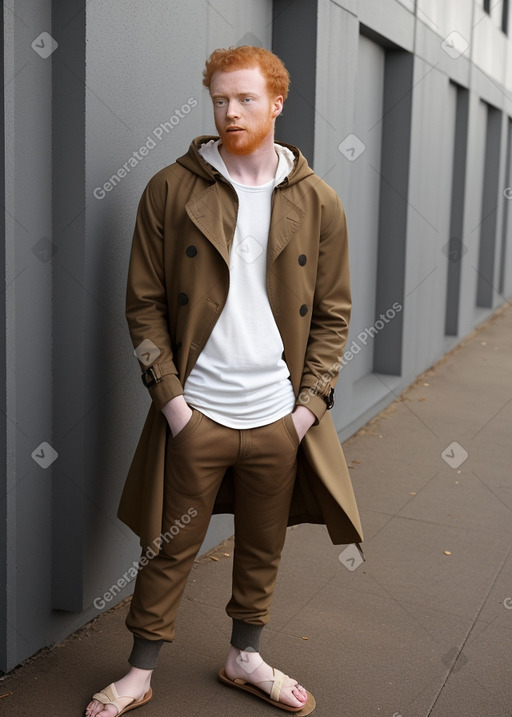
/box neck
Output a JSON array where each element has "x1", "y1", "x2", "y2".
[{"x1": 218, "y1": 135, "x2": 279, "y2": 186}]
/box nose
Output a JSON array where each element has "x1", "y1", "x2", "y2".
[{"x1": 226, "y1": 99, "x2": 240, "y2": 119}]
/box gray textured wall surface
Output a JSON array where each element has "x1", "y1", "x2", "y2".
[
  {"x1": 3, "y1": 0, "x2": 56, "y2": 673},
  {"x1": 1, "y1": 0, "x2": 511, "y2": 672}
]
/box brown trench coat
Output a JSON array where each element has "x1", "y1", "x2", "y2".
[{"x1": 117, "y1": 136, "x2": 363, "y2": 549}]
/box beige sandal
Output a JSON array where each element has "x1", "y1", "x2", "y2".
[
  {"x1": 90, "y1": 683, "x2": 153, "y2": 716},
  {"x1": 218, "y1": 667, "x2": 316, "y2": 714}
]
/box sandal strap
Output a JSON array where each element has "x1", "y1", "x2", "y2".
[
  {"x1": 268, "y1": 668, "x2": 287, "y2": 703},
  {"x1": 92, "y1": 683, "x2": 136, "y2": 715}
]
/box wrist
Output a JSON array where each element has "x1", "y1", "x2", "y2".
[
  {"x1": 291, "y1": 405, "x2": 316, "y2": 441},
  {"x1": 161, "y1": 395, "x2": 191, "y2": 431},
  {"x1": 293, "y1": 404, "x2": 316, "y2": 426}
]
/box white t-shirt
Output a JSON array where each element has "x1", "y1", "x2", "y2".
[{"x1": 183, "y1": 140, "x2": 296, "y2": 428}]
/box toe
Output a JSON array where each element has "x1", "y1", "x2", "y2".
[
  {"x1": 279, "y1": 680, "x2": 303, "y2": 707},
  {"x1": 291, "y1": 682, "x2": 308, "y2": 704},
  {"x1": 84, "y1": 699, "x2": 97, "y2": 716},
  {"x1": 84, "y1": 701, "x2": 97, "y2": 717},
  {"x1": 85, "y1": 700, "x2": 117, "y2": 717}
]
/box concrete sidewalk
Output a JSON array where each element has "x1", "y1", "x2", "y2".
[{"x1": 2, "y1": 304, "x2": 512, "y2": 717}]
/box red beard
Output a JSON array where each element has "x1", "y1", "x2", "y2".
[{"x1": 218, "y1": 113, "x2": 274, "y2": 155}]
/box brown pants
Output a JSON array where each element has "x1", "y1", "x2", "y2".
[{"x1": 126, "y1": 409, "x2": 300, "y2": 644}]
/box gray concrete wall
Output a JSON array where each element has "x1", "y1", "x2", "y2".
[
  {"x1": 1, "y1": 0, "x2": 273, "y2": 674},
  {"x1": 308, "y1": 0, "x2": 512, "y2": 439},
  {"x1": 2, "y1": 0, "x2": 56, "y2": 673},
  {"x1": 1, "y1": 0, "x2": 511, "y2": 672}
]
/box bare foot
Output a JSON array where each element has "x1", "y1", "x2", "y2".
[
  {"x1": 85, "y1": 667, "x2": 152, "y2": 717},
  {"x1": 225, "y1": 646, "x2": 308, "y2": 709}
]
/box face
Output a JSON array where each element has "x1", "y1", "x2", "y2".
[{"x1": 209, "y1": 66, "x2": 283, "y2": 155}]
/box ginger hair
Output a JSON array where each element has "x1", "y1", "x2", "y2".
[{"x1": 203, "y1": 45, "x2": 290, "y2": 101}]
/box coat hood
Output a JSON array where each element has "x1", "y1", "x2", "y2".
[{"x1": 176, "y1": 135, "x2": 315, "y2": 187}]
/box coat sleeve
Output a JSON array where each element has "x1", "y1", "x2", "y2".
[
  {"x1": 295, "y1": 192, "x2": 351, "y2": 423},
  {"x1": 125, "y1": 175, "x2": 184, "y2": 411}
]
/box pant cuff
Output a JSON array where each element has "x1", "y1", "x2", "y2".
[
  {"x1": 230, "y1": 619, "x2": 264, "y2": 652},
  {"x1": 128, "y1": 635, "x2": 165, "y2": 670}
]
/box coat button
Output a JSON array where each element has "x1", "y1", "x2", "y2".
[
  {"x1": 298, "y1": 254, "x2": 307, "y2": 266},
  {"x1": 178, "y1": 292, "x2": 189, "y2": 306},
  {"x1": 299, "y1": 304, "x2": 308, "y2": 316},
  {"x1": 186, "y1": 245, "x2": 197, "y2": 257}
]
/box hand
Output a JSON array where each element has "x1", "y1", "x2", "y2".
[
  {"x1": 161, "y1": 395, "x2": 193, "y2": 437},
  {"x1": 291, "y1": 405, "x2": 316, "y2": 442}
]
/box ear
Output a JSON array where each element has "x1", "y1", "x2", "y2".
[{"x1": 271, "y1": 95, "x2": 284, "y2": 119}]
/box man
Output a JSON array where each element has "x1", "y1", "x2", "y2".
[{"x1": 86, "y1": 45, "x2": 362, "y2": 717}]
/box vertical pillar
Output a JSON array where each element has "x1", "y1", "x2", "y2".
[
  {"x1": 272, "y1": 0, "x2": 318, "y2": 164},
  {"x1": 476, "y1": 103, "x2": 502, "y2": 308},
  {"x1": 51, "y1": 0, "x2": 87, "y2": 611},
  {"x1": 373, "y1": 50, "x2": 414, "y2": 375},
  {"x1": 445, "y1": 83, "x2": 469, "y2": 337}
]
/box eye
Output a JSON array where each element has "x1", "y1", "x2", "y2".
[{"x1": 214, "y1": 99, "x2": 226, "y2": 107}]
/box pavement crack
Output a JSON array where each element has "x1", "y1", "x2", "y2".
[{"x1": 425, "y1": 541, "x2": 512, "y2": 715}]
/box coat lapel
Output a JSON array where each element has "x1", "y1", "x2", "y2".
[
  {"x1": 267, "y1": 193, "x2": 305, "y2": 270},
  {"x1": 185, "y1": 184, "x2": 235, "y2": 266}
]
